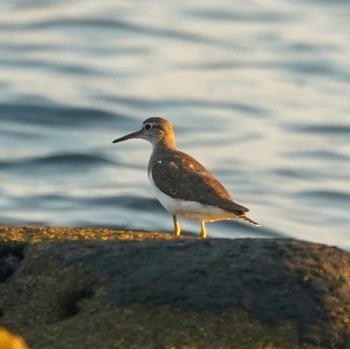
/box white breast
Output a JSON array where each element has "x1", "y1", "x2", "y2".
[{"x1": 148, "y1": 172, "x2": 237, "y2": 222}]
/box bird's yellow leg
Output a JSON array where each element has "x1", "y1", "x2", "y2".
[
  {"x1": 173, "y1": 215, "x2": 181, "y2": 236},
  {"x1": 200, "y1": 221, "x2": 207, "y2": 239}
]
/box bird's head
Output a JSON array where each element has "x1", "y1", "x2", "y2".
[{"x1": 113, "y1": 117, "x2": 176, "y2": 149}]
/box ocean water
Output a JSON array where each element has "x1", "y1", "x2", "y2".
[{"x1": 0, "y1": 0, "x2": 349, "y2": 250}]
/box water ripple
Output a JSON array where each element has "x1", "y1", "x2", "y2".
[
  {"x1": 299, "y1": 190, "x2": 350, "y2": 203},
  {"x1": 0, "y1": 103, "x2": 129, "y2": 126},
  {"x1": 0, "y1": 153, "x2": 116, "y2": 170},
  {"x1": 288, "y1": 123, "x2": 350, "y2": 136},
  {"x1": 1, "y1": 18, "x2": 215, "y2": 45},
  {"x1": 103, "y1": 96, "x2": 268, "y2": 116},
  {"x1": 186, "y1": 8, "x2": 294, "y2": 23}
]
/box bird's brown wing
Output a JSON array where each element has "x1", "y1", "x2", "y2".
[{"x1": 150, "y1": 150, "x2": 249, "y2": 215}]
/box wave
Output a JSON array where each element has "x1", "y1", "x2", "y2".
[
  {"x1": 0, "y1": 103, "x2": 129, "y2": 127},
  {"x1": 0, "y1": 153, "x2": 116, "y2": 170}
]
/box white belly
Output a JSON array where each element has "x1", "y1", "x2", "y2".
[{"x1": 148, "y1": 173, "x2": 237, "y2": 222}]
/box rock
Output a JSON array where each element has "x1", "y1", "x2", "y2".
[{"x1": 0, "y1": 226, "x2": 349, "y2": 349}]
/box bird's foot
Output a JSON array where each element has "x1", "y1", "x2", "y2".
[
  {"x1": 173, "y1": 215, "x2": 181, "y2": 236},
  {"x1": 200, "y1": 221, "x2": 207, "y2": 239}
]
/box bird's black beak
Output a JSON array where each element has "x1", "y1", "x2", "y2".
[{"x1": 112, "y1": 129, "x2": 143, "y2": 143}]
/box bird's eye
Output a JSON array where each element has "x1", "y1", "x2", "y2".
[{"x1": 144, "y1": 123, "x2": 152, "y2": 131}]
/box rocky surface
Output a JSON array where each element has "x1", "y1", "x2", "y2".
[{"x1": 0, "y1": 226, "x2": 349, "y2": 349}]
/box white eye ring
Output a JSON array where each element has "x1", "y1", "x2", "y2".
[{"x1": 144, "y1": 123, "x2": 153, "y2": 131}]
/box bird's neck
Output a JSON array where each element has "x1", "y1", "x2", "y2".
[{"x1": 153, "y1": 135, "x2": 177, "y2": 152}]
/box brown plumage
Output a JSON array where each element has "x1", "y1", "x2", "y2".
[{"x1": 149, "y1": 149, "x2": 249, "y2": 216}]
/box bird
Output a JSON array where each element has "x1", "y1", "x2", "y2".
[{"x1": 113, "y1": 117, "x2": 260, "y2": 238}]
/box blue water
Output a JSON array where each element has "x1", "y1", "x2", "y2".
[{"x1": 0, "y1": 0, "x2": 349, "y2": 249}]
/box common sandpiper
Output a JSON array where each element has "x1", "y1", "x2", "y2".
[{"x1": 113, "y1": 117, "x2": 260, "y2": 238}]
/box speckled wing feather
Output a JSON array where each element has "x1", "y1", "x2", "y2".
[{"x1": 149, "y1": 150, "x2": 249, "y2": 215}]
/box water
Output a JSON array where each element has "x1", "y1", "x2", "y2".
[{"x1": 0, "y1": 0, "x2": 349, "y2": 250}]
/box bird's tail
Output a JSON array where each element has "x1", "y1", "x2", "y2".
[{"x1": 240, "y1": 214, "x2": 261, "y2": 227}]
